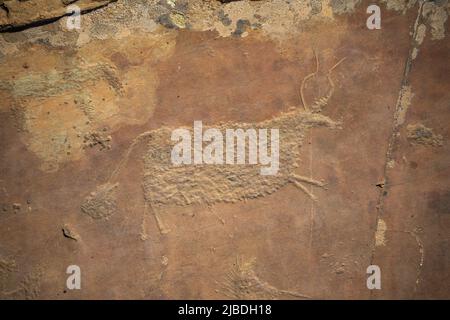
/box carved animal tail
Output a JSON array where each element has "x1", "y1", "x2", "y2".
[{"x1": 108, "y1": 131, "x2": 153, "y2": 183}]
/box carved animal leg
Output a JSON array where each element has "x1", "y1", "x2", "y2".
[
  {"x1": 291, "y1": 179, "x2": 317, "y2": 201},
  {"x1": 290, "y1": 174, "x2": 327, "y2": 200},
  {"x1": 140, "y1": 204, "x2": 149, "y2": 241},
  {"x1": 147, "y1": 202, "x2": 170, "y2": 235},
  {"x1": 292, "y1": 174, "x2": 326, "y2": 188},
  {"x1": 277, "y1": 288, "x2": 312, "y2": 299}
]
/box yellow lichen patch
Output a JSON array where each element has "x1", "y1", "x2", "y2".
[
  {"x1": 321, "y1": 0, "x2": 335, "y2": 19},
  {"x1": 77, "y1": 80, "x2": 121, "y2": 123},
  {"x1": 422, "y1": 1, "x2": 449, "y2": 40},
  {"x1": 0, "y1": 46, "x2": 62, "y2": 84},
  {"x1": 406, "y1": 123, "x2": 443, "y2": 147},
  {"x1": 1, "y1": 30, "x2": 177, "y2": 172},
  {"x1": 381, "y1": 0, "x2": 418, "y2": 14},
  {"x1": 415, "y1": 24, "x2": 427, "y2": 45},
  {"x1": 394, "y1": 85, "x2": 414, "y2": 126},
  {"x1": 375, "y1": 218, "x2": 387, "y2": 247},
  {"x1": 189, "y1": 0, "x2": 333, "y2": 40}
]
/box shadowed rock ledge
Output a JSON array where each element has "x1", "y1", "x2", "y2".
[{"x1": 0, "y1": 0, "x2": 116, "y2": 32}]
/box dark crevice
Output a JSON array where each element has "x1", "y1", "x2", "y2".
[
  {"x1": 0, "y1": 3, "x2": 10, "y2": 18},
  {"x1": 1, "y1": 16, "x2": 62, "y2": 33},
  {"x1": 0, "y1": 2, "x2": 113, "y2": 33}
]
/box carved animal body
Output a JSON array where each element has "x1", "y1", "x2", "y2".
[
  {"x1": 140, "y1": 109, "x2": 338, "y2": 207},
  {"x1": 85, "y1": 54, "x2": 345, "y2": 234}
]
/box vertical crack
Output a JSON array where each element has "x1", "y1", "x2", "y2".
[{"x1": 369, "y1": 0, "x2": 426, "y2": 297}]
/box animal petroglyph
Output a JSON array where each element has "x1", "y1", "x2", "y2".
[
  {"x1": 84, "y1": 53, "x2": 346, "y2": 234},
  {"x1": 220, "y1": 256, "x2": 311, "y2": 299}
]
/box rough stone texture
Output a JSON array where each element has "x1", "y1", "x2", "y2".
[
  {"x1": 0, "y1": 0, "x2": 449, "y2": 299},
  {"x1": 0, "y1": 0, "x2": 116, "y2": 31}
]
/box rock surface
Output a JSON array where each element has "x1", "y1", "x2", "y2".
[
  {"x1": 0, "y1": 0, "x2": 449, "y2": 299},
  {"x1": 0, "y1": 0, "x2": 115, "y2": 31}
]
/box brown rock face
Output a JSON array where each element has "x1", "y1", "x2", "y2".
[
  {"x1": 0, "y1": 0, "x2": 449, "y2": 300},
  {"x1": 0, "y1": 0, "x2": 115, "y2": 31}
]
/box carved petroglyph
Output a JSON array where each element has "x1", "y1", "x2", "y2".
[
  {"x1": 219, "y1": 256, "x2": 311, "y2": 299},
  {"x1": 81, "y1": 182, "x2": 119, "y2": 220},
  {"x1": 301, "y1": 52, "x2": 346, "y2": 113},
  {"x1": 85, "y1": 53, "x2": 346, "y2": 234}
]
